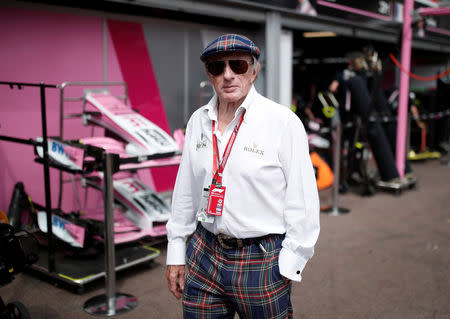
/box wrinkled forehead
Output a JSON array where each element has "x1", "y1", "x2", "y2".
[{"x1": 204, "y1": 52, "x2": 253, "y2": 63}]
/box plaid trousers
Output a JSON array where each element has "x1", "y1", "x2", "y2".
[{"x1": 183, "y1": 225, "x2": 293, "y2": 319}]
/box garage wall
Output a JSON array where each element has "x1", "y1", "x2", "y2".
[
  {"x1": 0, "y1": 5, "x2": 266, "y2": 213},
  {"x1": 0, "y1": 6, "x2": 114, "y2": 212}
]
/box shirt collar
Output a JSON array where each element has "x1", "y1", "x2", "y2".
[{"x1": 204, "y1": 85, "x2": 256, "y2": 124}]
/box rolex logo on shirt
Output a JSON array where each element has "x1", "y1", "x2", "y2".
[{"x1": 244, "y1": 143, "x2": 264, "y2": 155}]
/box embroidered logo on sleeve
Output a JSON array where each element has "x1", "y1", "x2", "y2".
[
  {"x1": 196, "y1": 133, "x2": 207, "y2": 151},
  {"x1": 243, "y1": 142, "x2": 264, "y2": 156}
]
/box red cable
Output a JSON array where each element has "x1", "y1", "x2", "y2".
[{"x1": 389, "y1": 53, "x2": 450, "y2": 81}]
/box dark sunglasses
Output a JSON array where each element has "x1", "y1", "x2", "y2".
[{"x1": 206, "y1": 59, "x2": 252, "y2": 76}]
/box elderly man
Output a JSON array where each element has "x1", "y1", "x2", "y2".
[{"x1": 166, "y1": 34, "x2": 320, "y2": 318}]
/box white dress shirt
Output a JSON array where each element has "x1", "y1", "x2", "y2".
[{"x1": 166, "y1": 86, "x2": 320, "y2": 282}]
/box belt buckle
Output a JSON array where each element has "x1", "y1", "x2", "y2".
[{"x1": 217, "y1": 233, "x2": 234, "y2": 249}]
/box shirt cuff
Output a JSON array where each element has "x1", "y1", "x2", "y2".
[
  {"x1": 278, "y1": 247, "x2": 308, "y2": 282},
  {"x1": 166, "y1": 240, "x2": 187, "y2": 265}
]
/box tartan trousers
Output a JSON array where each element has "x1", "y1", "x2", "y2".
[{"x1": 183, "y1": 225, "x2": 293, "y2": 319}]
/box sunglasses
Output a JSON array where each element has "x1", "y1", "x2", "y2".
[{"x1": 206, "y1": 59, "x2": 252, "y2": 76}]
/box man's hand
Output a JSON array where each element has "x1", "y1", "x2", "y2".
[{"x1": 166, "y1": 265, "x2": 186, "y2": 299}]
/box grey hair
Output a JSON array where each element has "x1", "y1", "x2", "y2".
[{"x1": 250, "y1": 55, "x2": 260, "y2": 72}]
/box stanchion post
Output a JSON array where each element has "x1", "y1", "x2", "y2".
[
  {"x1": 322, "y1": 112, "x2": 350, "y2": 215},
  {"x1": 84, "y1": 153, "x2": 138, "y2": 316},
  {"x1": 104, "y1": 152, "x2": 116, "y2": 314}
]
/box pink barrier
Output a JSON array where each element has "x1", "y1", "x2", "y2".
[
  {"x1": 396, "y1": 0, "x2": 414, "y2": 178},
  {"x1": 419, "y1": 7, "x2": 450, "y2": 16},
  {"x1": 316, "y1": 0, "x2": 392, "y2": 21}
]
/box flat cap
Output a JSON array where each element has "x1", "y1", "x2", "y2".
[{"x1": 200, "y1": 34, "x2": 260, "y2": 62}]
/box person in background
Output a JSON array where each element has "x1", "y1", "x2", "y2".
[
  {"x1": 329, "y1": 51, "x2": 416, "y2": 184},
  {"x1": 296, "y1": 0, "x2": 318, "y2": 16},
  {"x1": 165, "y1": 33, "x2": 320, "y2": 318},
  {"x1": 416, "y1": 15, "x2": 425, "y2": 38}
]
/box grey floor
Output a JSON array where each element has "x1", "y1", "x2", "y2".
[{"x1": 2, "y1": 159, "x2": 449, "y2": 319}]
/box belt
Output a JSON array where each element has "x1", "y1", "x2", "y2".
[{"x1": 216, "y1": 232, "x2": 281, "y2": 250}]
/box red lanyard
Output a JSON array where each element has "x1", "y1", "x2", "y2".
[{"x1": 212, "y1": 110, "x2": 246, "y2": 186}]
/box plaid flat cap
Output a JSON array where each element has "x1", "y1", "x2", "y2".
[{"x1": 200, "y1": 34, "x2": 260, "y2": 61}]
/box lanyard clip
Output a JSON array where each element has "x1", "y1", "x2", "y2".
[
  {"x1": 212, "y1": 172, "x2": 222, "y2": 188},
  {"x1": 216, "y1": 172, "x2": 223, "y2": 188}
]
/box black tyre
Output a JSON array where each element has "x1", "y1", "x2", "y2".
[{"x1": 6, "y1": 302, "x2": 30, "y2": 319}]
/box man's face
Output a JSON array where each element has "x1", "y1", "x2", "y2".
[
  {"x1": 205, "y1": 52, "x2": 259, "y2": 104},
  {"x1": 352, "y1": 57, "x2": 368, "y2": 72}
]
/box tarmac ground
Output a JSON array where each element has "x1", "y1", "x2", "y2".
[{"x1": 1, "y1": 159, "x2": 449, "y2": 319}]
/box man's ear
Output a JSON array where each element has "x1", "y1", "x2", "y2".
[
  {"x1": 251, "y1": 62, "x2": 261, "y2": 82},
  {"x1": 205, "y1": 66, "x2": 213, "y2": 82}
]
